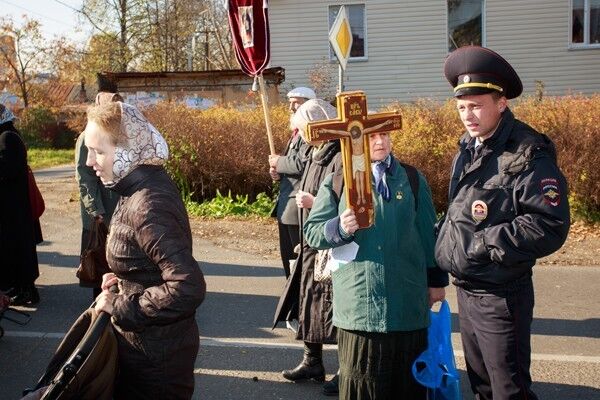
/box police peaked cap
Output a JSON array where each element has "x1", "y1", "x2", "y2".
[{"x1": 444, "y1": 46, "x2": 523, "y2": 99}]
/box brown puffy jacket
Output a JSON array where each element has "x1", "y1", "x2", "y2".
[{"x1": 106, "y1": 165, "x2": 206, "y2": 399}]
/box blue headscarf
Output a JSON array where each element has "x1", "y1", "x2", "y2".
[{"x1": 0, "y1": 104, "x2": 16, "y2": 125}]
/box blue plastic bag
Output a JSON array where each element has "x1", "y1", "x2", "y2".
[{"x1": 412, "y1": 300, "x2": 462, "y2": 400}]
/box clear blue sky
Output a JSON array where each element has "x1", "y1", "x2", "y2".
[{"x1": 1, "y1": 0, "x2": 87, "y2": 42}]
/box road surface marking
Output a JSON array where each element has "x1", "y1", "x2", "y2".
[{"x1": 5, "y1": 331, "x2": 599, "y2": 363}]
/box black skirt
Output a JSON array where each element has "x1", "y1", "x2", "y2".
[{"x1": 337, "y1": 328, "x2": 428, "y2": 400}]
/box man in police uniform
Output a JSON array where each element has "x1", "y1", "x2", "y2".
[
  {"x1": 435, "y1": 46, "x2": 570, "y2": 400},
  {"x1": 269, "y1": 87, "x2": 315, "y2": 332}
]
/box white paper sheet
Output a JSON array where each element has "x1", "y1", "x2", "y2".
[{"x1": 327, "y1": 241, "x2": 359, "y2": 272}]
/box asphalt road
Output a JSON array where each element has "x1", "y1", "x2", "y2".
[{"x1": 1, "y1": 166, "x2": 599, "y2": 399}]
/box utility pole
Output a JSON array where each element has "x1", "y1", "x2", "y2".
[
  {"x1": 188, "y1": 35, "x2": 195, "y2": 71},
  {"x1": 200, "y1": 14, "x2": 211, "y2": 71},
  {"x1": 188, "y1": 12, "x2": 212, "y2": 71},
  {"x1": 204, "y1": 23, "x2": 209, "y2": 71}
]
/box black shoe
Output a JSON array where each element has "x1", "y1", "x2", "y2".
[
  {"x1": 322, "y1": 374, "x2": 339, "y2": 396},
  {"x1": 282, "y1": 360, "x2": 325, "y2": 382},
  {"x1": 29, "y1": 286, "x2": 40, "y2": 304},
  {"x1": 10, "y1": 285, "x2": 40, "y2": 306}
]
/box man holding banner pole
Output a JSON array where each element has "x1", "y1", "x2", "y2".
[{"x1": 269, "y1": 87, "x2": 315, "y2": 283}]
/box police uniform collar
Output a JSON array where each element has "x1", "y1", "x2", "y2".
[
  {"x1": 488, "y1": 108, "x2": 516, "y2": 150},
  {"x1": 465, "y1": 137, "x2": 478, "y2": 151}
]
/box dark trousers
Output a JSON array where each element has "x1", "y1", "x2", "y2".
[
  {"x1": 277, "y1": 222, "x2": 300, "y2": 278},
  {"x1": 337, "y1": 328, "x2": 427, "y2": 400},
  {"x1": 457, "y1": 282, "x2": 538, "y2": 400}
]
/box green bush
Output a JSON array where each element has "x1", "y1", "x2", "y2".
[
  {"x1": 147, "y1": 102, "x2": 290, "y2": 202},
  {"x1": 385, "y1": 100, "x2": 462, "y2": 212},
  {"x1": 17, "y1": 106, "x2": 57, "y2": 148},
  {"x1": 513, "y1": 95, "x2": 600, "y2": 222},
  {"x1": 186, "y1": 190, "x2": 275, "y2": 218},
  {"x1": 16, "y1": 106, "x2": 79, "y2": 149},
  {"x1": 143, "y1": 95, "x2": 600, "y2": 222},
  {"x1": 387, "y1": 96, "x2": 600, "y2": 222}
]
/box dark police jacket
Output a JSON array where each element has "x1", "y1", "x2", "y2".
[{"x1": 435, "y1": 108, "x2": 570, "y2": 290}]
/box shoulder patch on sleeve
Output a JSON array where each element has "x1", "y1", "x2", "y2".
[{"x1": 541, "y1": 178, "x2": 561, "y2": 206}]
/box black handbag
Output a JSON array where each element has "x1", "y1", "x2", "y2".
[{"x1": 76, "y1": 219, "x2": 110, "y2": 284}]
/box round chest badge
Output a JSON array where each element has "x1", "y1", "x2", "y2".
[{"x1": 471, "y1": 200, "x2": 488, "y2": 222}]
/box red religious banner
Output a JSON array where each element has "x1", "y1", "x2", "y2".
[
  {"x1": 227, "y1": 0, "x2": 275, "y2": 154},
  {"x1": 227, "y1": 0, "x2": 270, "y2": 77}
]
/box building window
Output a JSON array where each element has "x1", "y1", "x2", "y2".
[
  {"x1": 571, "y1": 0, "x2": 600, "y2": 47},
  {"x1": 447, "y1": 0, "x2": 484, "y2": 52},
  {"x1": 328, "y1": 4, "x2": 367, "y2": 60}
]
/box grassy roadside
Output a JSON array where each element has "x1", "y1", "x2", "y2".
[{"x1": 28, "y1": 148, "x2": 74, "y2": 170}]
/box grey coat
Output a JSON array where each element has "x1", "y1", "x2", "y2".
[{"x1": 273, "y1": 133, "x2": 310, "y2": 225}]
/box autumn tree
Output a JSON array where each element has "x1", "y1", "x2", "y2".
[
  {"x1": 83, "y1": 34, "x2": 124, "y2": 80},
  {"x1": 197, "y1": 0, "x2": 236, "y2": 70},
  {"x1": 135, "y1": 0, "x2": 206, "y2": 71},
  {"x1": 78, "y1": 0, "x2": 147, "y2": 71},
  {"x1": 76, "y1": 0, "x2": 235, "y2": 72},
  {"x1": 0, "y1": 16, "x2": 53, "y2": 107}
]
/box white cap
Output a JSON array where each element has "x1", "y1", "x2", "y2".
[{"x1": 286, "y1": 87, "x2": 316, "y2": 100}]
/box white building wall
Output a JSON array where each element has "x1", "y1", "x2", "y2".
[
  {"x1": 269, "y1": 1, "x2": 449, "y2": 107},
  {"x1": 486, "y1": 0, "x2": 600, "y2": 97},
  {"x1": 269, "y1": 0, "x2": 600, "y2": 106}
]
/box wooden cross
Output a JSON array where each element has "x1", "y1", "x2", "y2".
[{"x1": 305, "y1": 91, "x2": 402, "y2": 228}]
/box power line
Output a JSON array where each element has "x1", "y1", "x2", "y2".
[
  {"x1": 54, "y1": 0, "x2": 113, "y2": 37},
  {"x1": 53, "y1": 0, "x2": 80, "y2": 13},
  {"x1": 0, "y1": 0, "x2": 76, "y2": 27}
]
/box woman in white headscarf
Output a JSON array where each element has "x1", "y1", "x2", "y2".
[
  {"x1": 85, "y1": 101, "x2": 206, "y2": 399},
  {"x1": 273, "y1": 99, "x2": 342, "y2": 393}
]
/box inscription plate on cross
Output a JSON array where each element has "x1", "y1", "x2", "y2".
[{"x1": 304, "y1": 91, "x2": 402, "y2": 228}]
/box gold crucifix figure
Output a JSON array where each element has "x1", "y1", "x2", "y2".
[{"x1": 304, "y1": 91, "x2": 402, "y2": 228}]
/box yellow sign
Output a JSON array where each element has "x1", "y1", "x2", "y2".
[{"x1": 329, "y1": 6, "x2": 353, "y2": 70}]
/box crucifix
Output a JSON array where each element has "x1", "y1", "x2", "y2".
[{"x1": 304, "y1": 91, "x2": 402, "y2": 228}]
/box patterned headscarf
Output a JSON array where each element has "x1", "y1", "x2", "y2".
[
  {"x1": 290, "y1": 99, "x2": 337, "y2": 142},
  {"x1": 95, "y1": 92, "x2": 123, "y2": 105},
  {"x1": 0, "y1": 104, "x2": 16, "y2": 125},
  {"x1": 111, "y1": 102, "x2": 169, "y2": 185}
]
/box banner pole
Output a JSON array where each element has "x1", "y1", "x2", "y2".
[{"x1": 257, "y1": 74, "x2": 276, "y2": 155}]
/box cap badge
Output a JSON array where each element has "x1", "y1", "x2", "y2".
[
  {"x1": 471, "y1": 200, "x2": 488, "y2": 222},
  {"x1": 463, "y1": 75, "x2": 471, "y2": 83}
]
